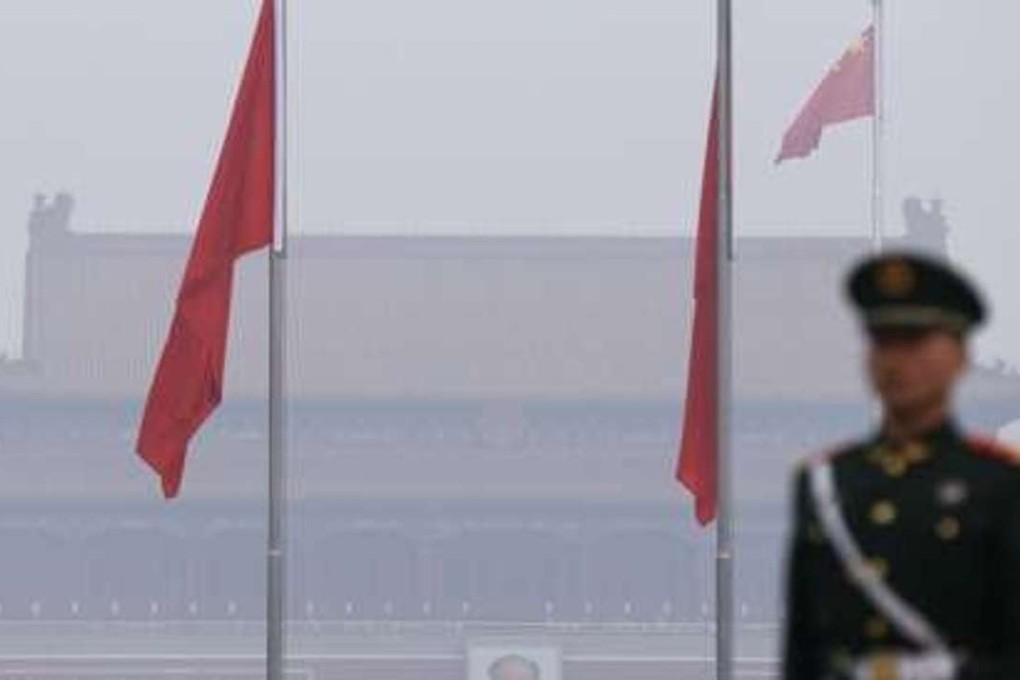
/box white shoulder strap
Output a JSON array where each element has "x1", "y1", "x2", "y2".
[{"x1": 808, "y1": 461, "x2": 948, "y2": 652}]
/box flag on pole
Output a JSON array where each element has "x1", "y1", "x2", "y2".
[
  {"x1": 677, "y1": 81, "x2": 719, "y2": 526},
  {"x1": 137, "y1": 0, "x2": 275, "y2": 498},
  {"x1": 776, "y1": 25, "x2": 874, "y2": 163}
]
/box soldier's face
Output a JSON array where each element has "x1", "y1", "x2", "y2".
[{"x1": 867, "y1": 328, "x2": 966, "y2": 415}]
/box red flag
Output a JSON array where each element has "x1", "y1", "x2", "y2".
[
  {"x1": 677, "y1": 81, "x2": 719, "y2": 526},
  {"x1": 137, "y1": 0, "x2": 275, "y2": 498},
  {"x1": 776, "y1": 25, "x2": 874, "y2": 163}
]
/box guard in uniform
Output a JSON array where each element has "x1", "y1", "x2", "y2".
[{"x1": 783, "y1": 252, "x2": 1020, "y2": 679}]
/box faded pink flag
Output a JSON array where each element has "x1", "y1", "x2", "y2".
[{"x1": 776, "y1": 26, "x2": 874, "y2": 163}]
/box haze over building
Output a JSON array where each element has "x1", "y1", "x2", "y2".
[{"x1": 2, "y1": 195, "x2": 1018, "y2": 678}]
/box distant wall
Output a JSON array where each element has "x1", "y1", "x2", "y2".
[{"x1": 14, "y1": 228, "x2": 878, "y2": 401}]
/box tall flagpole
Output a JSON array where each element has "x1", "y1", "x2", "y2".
[
  {"x1": 871, "y1": 0, "x2": 884, "y2": 251},
  {"x1": 715, "y1": 0, "x2": 735, "y2": 678},
  {"x1": 268, "y1": 0, "x2": 288, "y2": 679}
]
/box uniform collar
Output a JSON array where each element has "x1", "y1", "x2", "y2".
[
  {"x1": 876, "y1": 419, "x2": 961, "y2": 450},
  {"x1": 866, "y1": 419, "x2": 961, "y2": 476}
]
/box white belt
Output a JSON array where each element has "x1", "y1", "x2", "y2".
[{"x1": 808, "y1": 461, "x2": 949, "y2": 652}]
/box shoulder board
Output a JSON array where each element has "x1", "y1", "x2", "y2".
[
  {"x1": 795, "y1": 441, "x2": 856, "y2": 472},
  {"x1": 967, "y1": 435, "x2": 1020, "y2": 466}
]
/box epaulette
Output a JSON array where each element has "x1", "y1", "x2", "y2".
[
  {"x1": 967, "y1": 435, "x2": 1020, "y2": 466},
  {"x1": 795, "y1": 441, "x2": 856, "y2": 473}
]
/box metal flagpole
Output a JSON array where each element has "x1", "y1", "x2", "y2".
[
  {"x1": 268, "y1": 0, "x2": 288, "y2": 679},
  {"x1": 871, "y1": 0, "x2": 884, "y2": 251},
  {"x1": 715, "y1": 0, "x2": 735, "y2": 678}
]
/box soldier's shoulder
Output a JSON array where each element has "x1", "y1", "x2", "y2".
[
  {"x1": 793, "y1": 440, "x2": 863, "y2": 475},
  {"x1": 964, "y1": 434, "x2": 1020, "y2": 469}
]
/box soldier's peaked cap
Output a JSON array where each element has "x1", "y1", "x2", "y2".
[{"x1": 846, "y1": 251, "x2": 987, "y2": 334}]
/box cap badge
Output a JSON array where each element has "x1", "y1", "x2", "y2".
[{"x1": 876, "y1": 260, "x2": 916, "y2": 297}]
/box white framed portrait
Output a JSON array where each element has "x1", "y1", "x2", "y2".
[{"x1": 466, "y1": 643, "x2": 562, "y2": 680}]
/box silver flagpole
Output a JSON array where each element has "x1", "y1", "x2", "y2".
[
  {"x1": 871, "y1": 0, "x2": 884, "y2": 251},
  {"x1": 715, "y1": 0, "x2": 735, "y2": 678},
  {"x1": 268, "y1": 0, "x2": 288, "y2": 679}
]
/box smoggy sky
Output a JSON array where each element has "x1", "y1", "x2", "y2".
[{"x1": 2, "y1": 0, "x2": 1019, "y2": 367}]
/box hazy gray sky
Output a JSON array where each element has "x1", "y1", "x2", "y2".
[{"x1": 2, "y1": 0, "x2": 1019, "y2": 366}]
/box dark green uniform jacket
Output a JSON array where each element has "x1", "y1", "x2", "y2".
[{"x1": 783, "y1": 421, "x2": 1020, "y2": 679}]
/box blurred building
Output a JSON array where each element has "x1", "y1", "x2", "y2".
[{"x1": 2, "y1": 194, "x2": 1018, "y2": 678}]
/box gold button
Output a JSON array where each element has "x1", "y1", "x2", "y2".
[
  {"x1": 870, "y1": 500, "x2": 898, "y2": 525},
  {"x1": 870, "y1": 654, "x2": 899, "y2": 680},
  {"x1": 865, "y1": 615, "x2": 890, "y2": 639},
  {"x1": 904, "y1": 441, "x2": 929, "y2": 463},
  {"x1": 936, "y1": 516, "x2": 961, "y2": 541},
  {"x1": 882, "y1": 457, "x2": 908, "y2": 477},
  {"x1": 866, "y1": 557, "x2": 889, "y2": 579}
]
